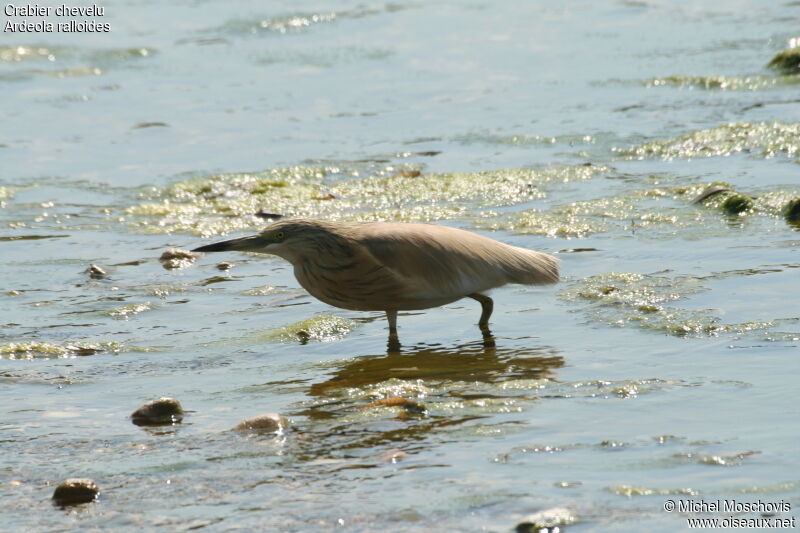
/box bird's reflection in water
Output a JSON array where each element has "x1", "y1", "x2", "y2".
[
  {"x1": 282, "y1": 337, "x2": 564, "y2": 464},
  {"x1": 308, "y1": 334, "x2": 564, "y2": 398}
]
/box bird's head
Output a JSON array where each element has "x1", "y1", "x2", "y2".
[{"x1": 192, "y1": 219, "x2": 351, "y2": 263}]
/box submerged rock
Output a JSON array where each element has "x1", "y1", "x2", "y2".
[
  {"x1": 783, "y1": 198, "x2": 800, "y2": 223},
  {"x1": 131, "y1": 397, "x2": 184, "y2": 426},
  {"x1": 215, "y1": 261, "x2": 235, "y2": 271},
  {"x1": 52, "y1": 478, "x2": 99, "y2": 505},
  {"x1": 690, "y1": 185, "x2": 753, "y2": 215},
  {"x1": 767, "y1": 46, "x2": 800, "y2": 74},
  {"x1": 233, "y1": 413, "x2": 289, "y2": 434},
  {"x1": 516, "y1": 507, "x2": 576, "y2": 532},
  {"x1": 721, "y1": 193, "x2": 754, "y2": 215},
  {"x1": 159, "y1": 248, "x2": 198, "y2": 270}
]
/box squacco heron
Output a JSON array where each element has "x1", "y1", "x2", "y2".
[{"x1": 192, "y1": 219, "x2": 558, "y2": 344}]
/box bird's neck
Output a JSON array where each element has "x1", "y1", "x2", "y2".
[{"x1": 268, "y1": 247, "x2": 304, "y2": 265}]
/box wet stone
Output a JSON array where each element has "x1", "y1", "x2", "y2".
[
  {"x1": 159, "y1": 248, "x2": 198, "y2": 270},
  {"x1": 131, "y1": 397, "x2": 184, "y2": 426},
  {"x1": 767, "y1": 46, "x2": 800, "y2": 73},
  {"x1": 87, "y1": 264, "x2": 107, "y2": 279},
  {"x1": 215, "y1": 261, "x2": 235, "y2": 271},
  {"x1": 232, "y1": 413, "x2": 289, "y2": 434},
  {"x1": 721, "y1": 194, "x2": 754, "y2": 215},
  {"x1": 52, "y1": 478, "x2": 99, "y2": 505}
]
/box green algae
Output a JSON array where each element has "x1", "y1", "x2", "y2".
[
  {"x1": 263, "y1": 315, "x2": 356, "y2": 343},
  {"x1": 106, "y1": 302, "x2": 154, "y2": 318},
  {"x1": 645, "y1": 74, "x2": 798, "y2": 91},
  {"x1": 616, "y1": 121, "x2": 800, "y2": 160},
  {"x1": 606, "y1": 485, "x2": 699, "y2": 497},
  {"x1": 483, "y1": 183, "x2": 707, "y2": 238},
  {"x1": 487, "y1": 210, "x2": 615, "y2": 239},
  {"x1": 487, "y1": 182, "x2": 800, "y2": 239},
  {"x1": 218, "y1": 11, "x2": 337, "y2": 35},
  {"x1": 0, "y1": 45, "x2": 62, "y2": 63},
  {"x1": 674, "y1": 450, "x2": 760, "y2": 467},
  {"x1": 739, "y1": 482, "x2": 798, "y2": 494},
  {"x1": 0, "y1": 186, "x2": 15, "y2": 202},
  {"x1": 455, "y1": 132, "x2": 596, "y2": 147},
  {"x1": 0, "y1": 341, "x2": 124, "y2": 359},
  {"x1": 560, "y1": 272, "x2": 775, "y2": 338},
  {"x1": 89, "y1": 47, "x2": 156, "y2": 63},
  {"x1": 126, "y1": 164, "x2": 609, "y2": 236},
  {"x1": 258, "y1": 46, "x2": 393, "y2": 68},
  {"x1": 11, "y1": 67, "x2": 104, "y2": 80},
  {"x1": 767, "y1": 46, "x2": 800, "y2": 74}
]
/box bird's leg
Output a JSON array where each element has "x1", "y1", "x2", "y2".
[
  {"x1": 468, "y1": 293, "x2": 494, "y2": 332},
  {"x1": 386, "y1": 309, "x2": 401, "y2": 352}
]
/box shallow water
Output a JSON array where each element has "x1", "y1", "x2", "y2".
[{"x1": 2, "y1": 0, "x2": 799, "y2": 531}]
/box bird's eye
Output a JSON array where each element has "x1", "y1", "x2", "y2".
[{"x1": 274, "y1": 231, "x2": 285, "y2": 242}]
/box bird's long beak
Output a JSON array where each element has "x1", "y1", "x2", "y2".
[{"x1": 192, "y1": 234, "x2": 266, "y2": 253}]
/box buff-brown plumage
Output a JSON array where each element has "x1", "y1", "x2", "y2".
[{"x1": 193, "y1": 219, "x2": 559, "y2": 344}]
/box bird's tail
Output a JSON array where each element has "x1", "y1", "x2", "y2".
[{"x1": 503, "y1": 246, "x2": 560, "y2": 285}]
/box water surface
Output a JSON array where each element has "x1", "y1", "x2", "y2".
[{"x1": 2, "y1": 0, "x2": 799, "y2": 531}]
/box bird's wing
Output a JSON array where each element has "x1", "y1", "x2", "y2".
[{"x1": 355, "y1": 223, "x2": 558, "y2": 302}]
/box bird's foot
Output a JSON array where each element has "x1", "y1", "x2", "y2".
[
  {"x1": 479, "y1": 324, "x2": 495, "y2": 348},
  {"x1": 387, "y1": 333, "x2": 402, "y2": 353}
]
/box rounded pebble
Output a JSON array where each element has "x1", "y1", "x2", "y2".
[
  {"x1": 131, "y1": 397, "x2": 184, "y2": 426},
  {"x1": 233, "y1": 413, "x2": 289, "y2": 434},
  {"x1": 52, "y1": 478, "x2": 99, "y2": 505}
]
